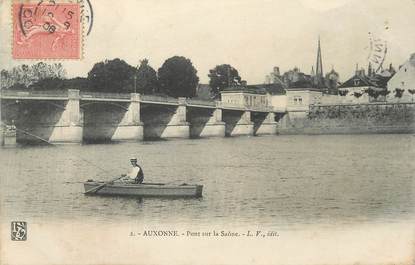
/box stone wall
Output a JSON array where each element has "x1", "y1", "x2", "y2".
[{"x1": 278, "y1": 102, "x2": 415, "y2": 134}]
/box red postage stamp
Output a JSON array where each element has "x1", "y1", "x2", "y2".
[{"x1": 12, "y1": 1, "x2": 81, "y2": 59}]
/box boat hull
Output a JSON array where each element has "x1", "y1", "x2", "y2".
[{"x1": 84, "y1": 181, "x2": 203, "y2": 198}]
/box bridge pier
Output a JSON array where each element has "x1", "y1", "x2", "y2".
[
  {"x1": 47, "y1": 89, "x2": 83, "y2": 144},
  {"x1": 199, "y1": 106, "x2": 226, "y2": 138},
  {"x1": 142, "y1": 98, "x2": 189, "y2": 139},
  {"x1": 0, "y1": 98, "x2": 17, "y2": 147},
  {"x1": 1, "y1": 108, "x2": 18, "y2": 147},
  {"x1": 0, "y1": 100, "x2": 3, "y2": 146},
  {"x1": 160, "y1": 98, "x2": 189, "y2": 138},
  {"x1": 3, "y1": 125, "x2": 17, "y2": 147},
  {"x1": 253, "y1": 112, "x2": 277, "y2": 136},
  {"x1": 223, "y1": 110, "x2": 254, "y2": 137},
  {"x1": 189, "y1": 102, "x2": 225, "y2": 138},
  {"x1": 108, "y1": 93, "x2": 144, "y2": 142},
  {"x1": 82, "y1": 93, "x2": 144, "y2": 142}
]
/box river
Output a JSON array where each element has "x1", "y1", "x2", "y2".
[{"x1": 0, "y1": 134, "x2": 414, "y2": 228}]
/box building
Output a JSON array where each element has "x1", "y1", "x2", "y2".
[
  {"x1": 282, "y1": 67, "x2": 314, "y2": 88},
  {"x1": 285, "y1": 88, "x2": 322, "y2": 115},
  {"x1": 220, "y1": 85, "x2": 270, "y2": 109},
  {"x1": 325, "y1": 68, "x2": 340, "y2": 95},
  {"x1": 370, "y1": 65, "x2": 395, "y2": 90},
  {"x1": 337, "y1": 62, "x2": 395, "y2": 104},
  {"x1": 387, "y1": 53, "x2": 415, "y2": 102},
  {"x1": 338, "y1": 69, "x2": 376, "y2": 103},
  {"x1": 248, "y1": 83, "x2": 287, "y2": 112},
  {"x1": 269, "y1": 37, "x2": 338, "y2": 94},
  {"x1": 265, "y1": 66, "x2": 284, "y2": 85}
]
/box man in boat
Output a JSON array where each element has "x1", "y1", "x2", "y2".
[{"x1": 121, "y1": 157, "x2": 144, "y2": 184}]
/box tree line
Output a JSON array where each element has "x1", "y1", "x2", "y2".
[
  {"x1": 1, "y1": 56, "x2": 243, "y2": 99},
  {"x1": 338, "y1": 87, "x2": 415, "y2": 100}
]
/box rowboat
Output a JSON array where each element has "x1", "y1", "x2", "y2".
[{"x1": 83, "y1": 180, "x2": 203, "y2": 198}]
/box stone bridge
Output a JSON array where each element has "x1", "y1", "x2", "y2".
[{"x1": 0, "y1": 89, "x2": 285, "y2": 145}]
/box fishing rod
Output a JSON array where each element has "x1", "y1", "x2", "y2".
[
  {"x1": 15, "y1": 127, "x2": 117, "y2": 176},
  {"x1": 12, "y1": 128, "x2": 186, "y2": 186}
]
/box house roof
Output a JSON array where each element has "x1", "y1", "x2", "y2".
[
  {"x1": 290, "y1": 79, "x2": 314, "y2": 88},
  {"x1": 338, "y1": 74, "x2": 377, "y2": 88},
  {"x1": 370, "y1": 75, "x2": 392, "y2": 89},
  {"x1": 285, "y1": 87, "x2": 322, "y2": 92},
  {"x1": 247, "y1": 83, "x2": 286, "y2": 95},
  {"x1": 222, "y1": 85, "x2": 267, "y2": 95}
]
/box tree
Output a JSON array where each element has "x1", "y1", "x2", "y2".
[
  {"x1": 364, "y1": 87, "x2": 381, "y2": 100},
  {"x1": 64, "y1": 77, "x2": 90, "y2": 91},
  {"x1": 28, "y1": 77, "x2": 89, "y2": 91},
  {"x1": 1, "y1": 69, "x2": 14, "y2": 89},
  {"x1": 338, "y1": 89, "x2": 349, "y2": 96},
  {"x1": 1, "y1": 63, "x2": 66, "y2": 90},
  {"x1": 87, "y1": 58, "x2": 136, "y2": 93},
  {"x1": 208, "y1": 64, "x2": 242, "y2": 98},
  {"x1": 408, "y1": 89, "x2": 415, "y2": 101},
  {"x1": 353, "y1": 92, "x2": 363, "y2": 98},
  {"x1": 378, "y1": 89, "x2": 390, "y2": 97},
  {"x1": 136, "y1": 59, "x2": 158, "y2": 94},
  {"x1": 158, "y1": 56, "x2": 199, "y2": 98},
  {"x1": 31, "y1": 62, "x2": 66, "y2": 80},
  {"x1": 29, "y1": 78, "x2": 66, "y2": 90},
  {"x1": 394, "y1": 88, "x2": 404, "y2": 98}
]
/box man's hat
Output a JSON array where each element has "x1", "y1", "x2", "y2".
[{"x1": 130, "y1": 157, "x2": 138, "y2": 161}]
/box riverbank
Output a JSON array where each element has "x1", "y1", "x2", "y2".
[{"x1": 278, "y1": 102, "x2": 415, "y2": 135}]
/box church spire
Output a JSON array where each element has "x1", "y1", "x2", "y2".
[
  {"x1": 316, "y1": 36, "x2": 323, "y2": 77},
  {"x1": 315, "y1": 36, "x2": 324, "y2": 89}
]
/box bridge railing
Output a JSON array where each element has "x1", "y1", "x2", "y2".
[
  {"x1": 218, "y1": 102, "x2": 242, "y2": 109},
  {"x1": 80, "y1": 91, "x2": 130, "y2": 99},
  {"x1": 1, "y1": 90, "x2": 276, "y2": 112},
  {"x1": 185, "y1": 98, "x2": 216, "y2": 107},
  {"x1": 0, "y1": 89, "x2": 68, "y2": 97},
  {"x1": 219, "y1": 102, "x2": 273, "y2": 112},
  {"x1": 140, "y1": 94, "x2": 179, "y2": 104},
  {"x1": 248, "y1": 105, "x2": 274, "y2": 112}
]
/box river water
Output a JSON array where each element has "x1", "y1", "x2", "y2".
[{"x1": 0, "y1": 134, "x2": 414, "y2": 228}]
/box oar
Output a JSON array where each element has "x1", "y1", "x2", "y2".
[{"x1": 84, "y1": 175, "x2": 124, "y2": 194}]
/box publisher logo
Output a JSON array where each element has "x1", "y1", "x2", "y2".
[{"x1": 11, "y1": 221, "x2": 27, "y2": 241}]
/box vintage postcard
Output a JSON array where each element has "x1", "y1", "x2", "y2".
[{"x1": 0, "y1": 0, "x2": 414, "y2": 264}]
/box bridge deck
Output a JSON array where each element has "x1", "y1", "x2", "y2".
[{"x1": 0, "y1": 90, "x2": 282, "y2": 113}]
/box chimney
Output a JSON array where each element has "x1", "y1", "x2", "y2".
[
  {"x1": 367, "y1": 62, "x2": 372, "y2": 77},
  {"x1": 410, "y1": 53, "x2": 415, "y2": 66},
  {"x1": 273, "y1": 66, "x2": 280, "y2": 76},
  {"x1": 356, "y1": 69, "x2": 365, "y2": 77}
]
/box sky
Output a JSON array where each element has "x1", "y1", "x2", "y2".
[{"x1": 1, "y1": 0, "x2": 415, "y2": 84}]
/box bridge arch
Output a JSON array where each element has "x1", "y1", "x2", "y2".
[
  {"x1": 1, "y1": 99, "x2": 66, "y2": 110},
  {"x1": 80, "y1": 101, "x2": 129, "y2": 111},
  {"x1": 140, "y1": 103, "x2": 176, "y2": 114}
]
